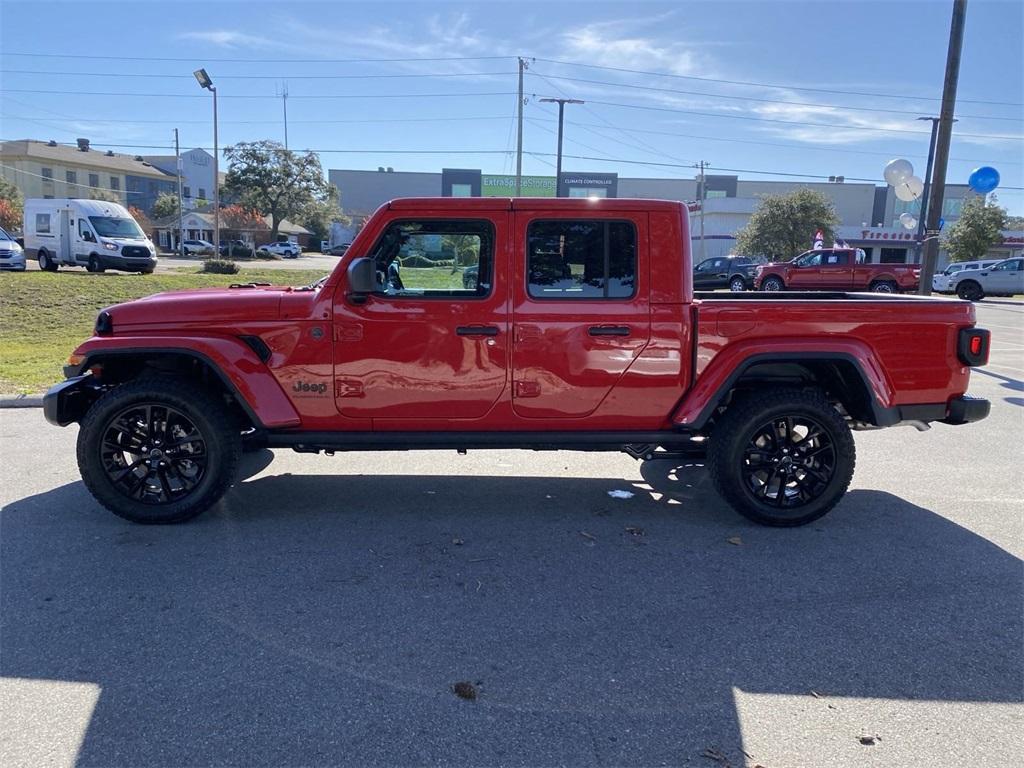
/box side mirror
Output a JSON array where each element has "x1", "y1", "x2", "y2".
[{"x1": 346, "y1": 257, "x2": 375, "y2": 303}]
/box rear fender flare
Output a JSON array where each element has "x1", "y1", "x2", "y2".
[
  {"x1": 672, "y1": 339, "x2": 895, "y2": 429},
  {"x1": 70, "y1": 335, "x2": 302, "y2": 429}
]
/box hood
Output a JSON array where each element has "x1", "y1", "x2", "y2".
[{"x1": 104, "y1": 285, "x2": 295, "y2": 329}]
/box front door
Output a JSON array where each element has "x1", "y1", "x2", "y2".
[
  {"x1": 694, "y1": 257, "x2": 728, "y2": 289},
  {"x1": 332, "y1": 215, "x2": 509, "y2": 420},
  {"x1": 511, "y1": 212, "x2": 651, "y2": 419}
]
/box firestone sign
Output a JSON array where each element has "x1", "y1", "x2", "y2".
[{"x1": 859, "y1": 230, "x2": 918, "y2": 241}]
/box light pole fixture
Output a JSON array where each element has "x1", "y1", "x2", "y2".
[
  {"x1": 193, "y1": 68, "x2": 219, "y2": 252},
  {"x1": 539, "y1": 97, "x2": 584, "y2": 197}
]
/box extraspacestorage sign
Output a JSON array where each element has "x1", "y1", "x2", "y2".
[{"x1": 482, "y1": 175, "x2": 556, "y2": 197}]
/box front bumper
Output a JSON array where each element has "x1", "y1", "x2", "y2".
[
  {"x1": 43, "y1": 375, "x2": 104, "y2": 427},
  {"x1": 100, "y1": 253, "x2": 157, "y2": 271}
]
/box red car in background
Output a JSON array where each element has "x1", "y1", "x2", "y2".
[{"x1": 755, "y1": 248, "x2": 920, "y2": 293}]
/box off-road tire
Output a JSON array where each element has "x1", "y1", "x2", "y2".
[
  {"x1": 870, "y1": 280, "x2": 897, "y2": 293},
  {"x1": 761, "y1": 275, "x2": 784, "y2": 291},
  {"x1": 76, "y1": 376, "x2": 241, "y2": 524},
  {"x1": 708, "y1": 386, "x2": 856, "y2": 527}
]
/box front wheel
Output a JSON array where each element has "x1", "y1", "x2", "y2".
[
  {"x1": 956, "y1": 281, "x2": 984, "y2": 301},
  {"x1": 76, "y1": 376, "x2": 241, "y2": 523},
  {"x1": 708, "y1": 387, "x2": 856, "y2": 526},
  {"x1": 729, "y1": 276, "x2": 747, "y2": 292},
  {"x1": 761, "y1": 276, "x2": 784, "y2": 292}
]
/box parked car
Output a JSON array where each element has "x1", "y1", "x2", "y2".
[
  {"x1": 462, "y1": 263, "x2": 479, "y2": 289},
  {"x1": 693, "y1": 255, "x2": 764, "y2": 291},
  {"x1": 325, "y1": 244, "x2": 350, "y2": 257},
  {"x1": 219, "y1": 240, "x2": 253, "y2": 258},
  {"x1": 755, "y1": 248, "x2": 919, "y2": 293},
  {"x1": 182, "y1": 239, "x2": 215, "y2": 256},
  {"x1": 951, "y1": 257, "x2": 1024, "y2": 301},
  {"x1": 23, "y1": 198, "x2": 156, "y2": 274},
  {"x1": 0, "y1": 226, "x2": 26, "y2": 271},
  {"x1": 258, "y1": 241, "x2": 301, "y2": 259},
  {"x1": 932, "y1": 260, "x2": 1000, "y2": 293},
  {"x1": 45, "y1": 197, "x2": 990, "y2": 528}
]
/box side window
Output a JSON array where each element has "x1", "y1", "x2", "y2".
[
  {"x1": 527, "y1": 219, "x2": 636, "y2": 299},
  {"x1": 79, "y1": 219, "x2": 93, "y2": 240},
  {"x1": 824, "y1": 251, "x2": 847, "y2": 265},
  {"x1": 994, "y1": 259, "x2": 1022, "y2": 271},
  {"x1": 695, "y1": 258, "x2": 714, "y2": 272},
  {"x1": 799, "y1": 251, "x2": 823, "y2": 267},
  {"x1": 36, "y1": 213, "x2": 51, "y2": 233},
  {"x1": 369, "y1": 219, "x2": 493, "y2": 299}
]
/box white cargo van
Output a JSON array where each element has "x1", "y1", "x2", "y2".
[{"x1": 23, "y1": 198, "x2": 157, "y2": 273}]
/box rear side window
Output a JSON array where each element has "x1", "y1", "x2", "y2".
[
  {"x1": 527, "y1": 219, "x2": 636, "y2": 299},
  {"x1": 35, "y1": 213, "x2": 50, "y2": 233}
]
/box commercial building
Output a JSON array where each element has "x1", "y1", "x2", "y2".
[
  {"x1": 142, "y1": 148, "x2": 218, "y2": 210},
  {"x1": 327, "y1": 166, "x2": 1009, "y2": 266},
  {"x1": 149, "y1": 207, "x2": 312, "y2": 252},
  {"x1": 0, "y1": 139, "x2": 177, "y2": 213}
]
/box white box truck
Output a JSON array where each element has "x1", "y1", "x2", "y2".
[{"x1": 24, "y1": 198, "x2": 157, "y2": 273}]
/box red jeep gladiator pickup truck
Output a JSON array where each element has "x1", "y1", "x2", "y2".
[
  {"x1": 44, "y1": 198, "x2": 990, "y2": 527},
  {"x1": 754, "y1": 247, "x2": 921, "y2": 293}
]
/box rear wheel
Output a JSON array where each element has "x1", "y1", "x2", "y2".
[
  {"x1": 87, "y1": 255, "x2": 105, "y2": 273},
  {"x1": 76, "y1": 376, "x2": 241, "y2": 524},
  {"x1": 729, "y1": 276, "x2": 747, "y2": 292},
  {"x1": 956, "y1": 280, "x2": 984, "y2": 301},
  {"x1": 761, "y1": 276, "x2": 784, "y2": 292},
  {"x1": 708, "y1": 387, "x2": 856, "y2": 526},
  {"x1": 870, "y1": 280, "x2": 897, "y2": 293}
]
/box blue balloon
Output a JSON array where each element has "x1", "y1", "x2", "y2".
[{"x1": 968, "y1": 166, "x2": 1000, "y2": 194}]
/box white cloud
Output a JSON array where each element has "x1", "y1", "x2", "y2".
[
  {"x1": 177, "y1": 30, "x2": 276, "y2": 48},
  {"x1": 558, "y1": 22, "x2": 703, "y2": 77}
]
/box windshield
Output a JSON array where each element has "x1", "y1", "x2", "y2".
[
  {"x1": 0, "y1": 226, "x2": 13, "y2": 241},
  {"x1": 89, "y1": 216, "x2": 144, "y2": 239}
]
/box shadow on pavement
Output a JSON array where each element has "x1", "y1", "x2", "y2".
[{"x1": 2, "y1": 461, "x2": 1021, "y2": 766}]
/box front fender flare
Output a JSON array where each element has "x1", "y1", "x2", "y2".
[{"x1": 70, "y1": 335, "x2": 301, "y2": 429}]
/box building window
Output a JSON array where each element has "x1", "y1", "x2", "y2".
[
  {"x1": 41, "y1": 167, "x2": 53, "y2": 180},
  {"x1": 66, "y1": 170, "x2": 77, "y2": 184},
  {"x1": 198, "y1": 188, "x2": 206, "y2": 200},
  {"x1": 89, "y1": 173, "x2": 99, "y2": 188},
  {"x1": 567, "y1": 187, "x2": 607, "y2": 198},
  {"x1": 879, "y1": 247, "x2": 907, "y2": 263},
  {"x1": 526, "y1": 220, "x2": 636, "y2": 299},
  {"x1": 369, "y1": 219, "x2": 494, "y2": 298},
  {"x1": 110, "y1": 176, "x2": 120, "y2": 191},
  {"x1": 450, "y1": 183, "x2": 472, "y2": 197},
  {"x1": 706, "y1": 189, "x2": 728, "y2": 199},
  {"x1": 184, "y1": 186, "x2": 192, "y2": 198},
  {"x1": 942, "y1": 198, "x2": 964, "y2": 218}
]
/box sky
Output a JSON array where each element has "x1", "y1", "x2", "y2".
[{"x1": 1, "y1": 0, "x2": 1022, "y2": 213}]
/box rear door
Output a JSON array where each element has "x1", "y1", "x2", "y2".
[
  {"x1": 819, "y1": 249, "x2": 852, "y2": 288},
  {"x1": 510, "y1": 211, "x2": 650, "y2": 419},
  {"x1": 332, "y1": 213, "x2": 509, "y2": 420}
]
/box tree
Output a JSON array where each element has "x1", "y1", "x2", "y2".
[
  {"x1": 0, "y1": 176, "x2": 23, "y2": 231},
  {"x1": 294, "y1": 184, "x2": 349, "y2": 244},
  {"x1": 152, "y1": 192, "x2": 179, "y2": 220},
  {"x1": 1005, "y1": 214, "x2": 1024, "y2": 231},
  {"x1": 223, "y1": 141, "x2": 330, "y2": 239},
  {"x1": 128, "y1": 205, "x2": 152, "y2": 233},
  {"x1": 221, "y1": 204, "x2": 266, "y2": 232},
  {"x1": 735, "y1": 188, "x2": 839, "y2": 261},
  {"x1": 944, "y1": 198, "x2": 1007, "y2": 262}
]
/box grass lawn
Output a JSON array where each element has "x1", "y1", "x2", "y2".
[{"x1": 0, "y1": 267, "x2": 327, "y2": 394}]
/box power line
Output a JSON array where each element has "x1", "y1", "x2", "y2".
[
  {"x1": 0, "y1": 51, "x2": 515, "y2": 64},
  {"x1": 0, "y1": 112, "x2": 514, "y2": 126},
  {"x1": 529, "y1": 70, "x2": 1024, "y2": 122},
  {"x1": 532, "y1": 56, "x2": 1024, "y2": 108},
  {"x1": 0, "y1": 88, "x2": 518, "y2": 100},
  {"x1": 541, "y1": 95, "x2": 1022, "y2": 141},
  {"x1": 0, "y1": 68, "x2": 514, "y2": 80}
]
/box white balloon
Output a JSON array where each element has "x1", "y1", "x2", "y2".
[
  {"x1": 884, "y1": 158, "x2": 914, "y2": 186},
  {"x1": 900, "y1": 212, "x2": 917, "y2": 229},
  {"x1": 894, "y1": 175, "x2": 924, "y2": 202}
]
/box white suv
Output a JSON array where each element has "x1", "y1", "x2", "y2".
[
  {"x1": 258, "y1": 241, "x2": 301, "y2": 259},
  {"x1": 932, "y1": 259, "x2": 1000, "y2": 293}
]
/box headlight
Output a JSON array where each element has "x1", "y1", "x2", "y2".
[{"x1": 103, "y1": 242, "x2": 118, "y2": 251}]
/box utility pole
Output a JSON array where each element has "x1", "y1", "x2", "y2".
[
  {"x1": 278, "y1": 81, "x2": 289, "y2": 150},
  {"x1": 539, "y1": 97, "x2": 584, "y2": 196},
  {"x1": 515, "y1": 57, "x2": 527, "y2": 196},
  {"x1": 695, "y1": 160, "x2": 709, "y2": 263},
  {"x1": 919, "y1": 0, "x2": 967, "y2": 296},
  {"x1": 913, "y1": 117, "x2": 956, "y2": 265},
  {"x1": 174, "y1": 128, "x2": 184, "y2": 258}
]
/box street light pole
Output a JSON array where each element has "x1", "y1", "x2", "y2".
[
  {"x1": 193, "y1": 68, "x2": 219, "y2": 253},
  {"x1": 174, "y1": 127, "x2": 184, "y2": 258},
  {"x1": 539, "y1": 97, "x2": 584, "y2": 197}
]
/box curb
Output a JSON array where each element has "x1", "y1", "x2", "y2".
[{"x1": 0, "y1": 395, "x2": 44, "y2": 408}]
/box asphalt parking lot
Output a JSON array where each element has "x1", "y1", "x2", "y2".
[{"x1": 1, "y1": 302, "x2": 1021, "y2": 768}]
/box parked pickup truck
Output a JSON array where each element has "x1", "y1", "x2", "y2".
[
  {"x1": 44, "y1": 198, "x2": 990, "y2": 528},
  {"x1": 754, "y1": 247, "x2": 920, "y2": 293}
]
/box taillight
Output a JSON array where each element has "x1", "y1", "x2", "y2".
[{"x1": 958, "y1": 328, "x2": 990, "y2": 367}]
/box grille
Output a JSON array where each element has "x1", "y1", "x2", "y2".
[{"x1": 122, "y1": 246, "x2": 150, "y2": 259}]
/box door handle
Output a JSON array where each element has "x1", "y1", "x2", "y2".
[
  {"x1": 456, "y1": 325, "x2": 499, "y2": 336},
  {"x1": 589, "y1": 326, "x2": 630, "y2": 337}
]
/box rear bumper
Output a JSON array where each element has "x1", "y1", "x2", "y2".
[
  {"x1": 893, "y1": 395, "x2": 990, "y2": 427},
  {"x1": 43, "y1": 375, "x2": 104, "y2": 427}
]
